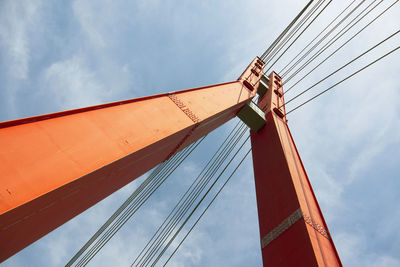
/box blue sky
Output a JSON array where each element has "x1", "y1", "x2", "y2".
[{"x1": 1, "y1": 0, "x2": 400, "y2": 266}]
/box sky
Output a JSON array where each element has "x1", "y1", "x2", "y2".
[{"x1": 1, "y1": 0, "x2": 400, "y2": 266}]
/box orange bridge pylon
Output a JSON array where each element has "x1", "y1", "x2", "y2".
[{"x1": 0, "y1": 58, "x2": 341, "y2": 266}]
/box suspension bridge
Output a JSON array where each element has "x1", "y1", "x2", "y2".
[{"x1": 1, "y1": 0, "x2": 399, "y2": 266}]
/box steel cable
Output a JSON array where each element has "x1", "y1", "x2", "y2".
[
  {"x1": 143, "y1": 129, "x2": 247, "y2": 266},
  {"x1": 152, "y1": 137, "x2": 251, "y2": 266},
  {"x1": 78, "y1": 139, "x2": 203, "y2": 266},
  {"x1": 75, "y1": 148, "x2": 188, "y2": 266},
  {"x1": 285, "y1": 0, "x2": 399, "y2": 93},
  {"x1": 263, "y1": 0, "x2": 325, "y2": 64},
  {"x1": 286, "y1": 44, "x2": 400, "y2": 115},
  {"x1": 72, "y1": 137, "x2": 205, "y2": 267},
  {"x1": 283, "y1": 28, "x2": 400, "y2": 108},
  {"x1": 264, "y1": 0, "x2": 333, "y2": 74},
  {"x1": 162, "y1": 148, "x2": 252, "y2": 266},
  {"x1": 131, "y1": 122, "x2": 243, "y2": 266},
  {"x1": 279, "y1": 0, "x2": 357, "y2": 74},
  {"x1": 75, "y1": 152, "x2": 188, "y2": 266},
  {"x1": 283, "y1": 0, "x2": 384, "y2": 85},
  {"x1": 135, "y1": 123, "x2": 247, "y2": 266},
  {"x1": 280, "y1": 0, "x2": 363, "y2": 77},
  {"x1": 74, "y1": 160, "x2": 172, "y2": 267},
  {"x1": 134, "y1": 123, "x2": 248, "y2": 266},
  {"x1": 260, "y1": 0, "x2": 315, "y2": 60},
  {"x1": 283, "y1": 0, "x2": 381, "y2": 83},
  {"x1": 66, "y1": 162, "x2": 165, "y2": 266}
]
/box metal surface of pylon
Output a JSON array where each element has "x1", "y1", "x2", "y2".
[
  {"x1": 250, "y1": 72, "x2": 342, "y2": 266},
  {"x1": 0, "y1": 58, "x2": 263, "y2": 262}
]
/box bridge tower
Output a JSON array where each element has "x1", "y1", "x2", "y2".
[{"x1": 0, "y1": 58, "x2": 341, "y2": 266}]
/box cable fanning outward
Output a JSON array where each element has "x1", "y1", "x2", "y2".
[
  {"x1": 77, "y1": 144, "x2": 198, "y2": 266},
  {"x1": 260, "y1": 0, "x2": 316, "y2": 61},
  {"x1": 132, "y1": 122, "x2": 249, "y2": 266},
  {"x1": 283, "y1": 0, "x2": 386, "y2": 85},
  {"x1": 286, "y1": 44, "x2": 400, "y2": 115},
  {"x1": 280, "y1": 0, "x2": 365, "y2": 78},
  {"x1": 155, "y1": 139, "x2": 251, "y2": 266},
  {"x1": 130, "y1": 121, "x2": 243, "y2": 266},
  {"x1": 284, "y1": 0, "x2": 399, "y2": 93},
  {"x1": 257, "y1": 0, "x2": 399, "y2": 119},
  {"x1": 278, "y1": 0, "x2": 358, "y2": 74},
  {"x1": 162, "y1": 148, "x2": 252, "y2": 266},
  {"x1": 264, "y1": 0, "x2": 334, "y2": 74},
  {"x1": 67, "y1": 136, "x2": 205, "y2": 267},
  {"x1": 283, "y1": 28, "x2": 400, "y2": 108},
  {"x1": 134, "y1": 126, "x2": 244, "y2": 266},
  {"x1": 263, "y1": 0, "x2": 327, "y2": 66},
  {"x1": 151, "y1": 136, "x2": 250, "y2": 266},
  {"x1": 260, "y1": 0, "x2": 315, "y2": 60}
]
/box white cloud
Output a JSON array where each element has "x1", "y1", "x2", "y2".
[
  {"x1": 0, "y1": 1, "x2": 42, "y2": 80},
  {"x1": 0, "y1": 1, "x2": 43, "y2": 118},
  {"x1": 336, "y1": 232, "x2": 400, "y2": 267},
  {"x1": 72, "y1": 1, "x2": 107, "y2": 48},
  {"x1": 41, "y1": 56, "x2": 107, "y2": 109}
]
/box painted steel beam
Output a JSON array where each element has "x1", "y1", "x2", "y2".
[
  {"x1": 0, "y1": 58, "x2": 265, "y2": 262},
  {"x1": 236, "y1": 100, "x2": 266, "y2": 132},
  {"x1": 250, "y1": 72, "x2": 342, "y2": 266}
]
